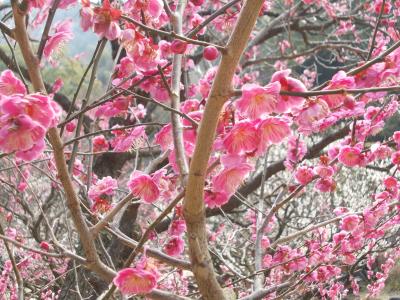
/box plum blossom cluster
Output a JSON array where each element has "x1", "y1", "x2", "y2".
[
  {"x1": 88, "y1": 176, "x2": 118, "y2": 213},
  {"x1": 0, "y1": 226, "x2": 68, "y2": 299},
  {"x1": 248, "y1": 172, "x2": 400, "y2": 299},
  {"x1": 72, "y1": 3, "x2": 400, "y2": 296},
  {"x1": 0, "y1": 70, "x2": 60, "y2": 161},
  {"x1": 43, "y1": 19, "x2": 74, "y2": 66},
  {"x1": 163, "y1": 213, "x2": 186, "y2": 257},
  {"x1": 127, "y1": 168, "x2": 178, "y2": 204},
  {"x1": 200, "y1": 69, "x2": 305, "y2": 207},
  {"x1": 7, "y1": 0, "x2": 400, "y2": 299}
]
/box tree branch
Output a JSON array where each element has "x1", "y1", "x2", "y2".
[
  {"x1": 11, "y1": 0, "x2": 114, "y2": 282},
  {"x1": 183, "y1": 1, "x2": 265, "y2": 299}
]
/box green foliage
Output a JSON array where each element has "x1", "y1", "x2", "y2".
[
  {"x1": 42, "y1": 46, "x2": 113, "y2": 101},
  {"x1": 0, "y1": 42, "x2": 114, "y2": 105}
]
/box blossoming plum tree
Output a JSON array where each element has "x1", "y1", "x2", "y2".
[{"x1": 1, "y1": 0, "x2": 400, "y2": 299}]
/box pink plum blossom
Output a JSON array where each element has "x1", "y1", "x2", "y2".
[
  {"x1": 393, "y1": 131, "x2": 400, "y2": 145},
  {"x1": 190, "y1": 0, "x2": 204, "y2": 6},
  {"x1": 43, "y1": 19, "x2": 74, "y2": 66},
  {"x1": 125, "y1": 0, "x2": 164, "y2": 19},
  {"x1": 314, "y1": 165, "x2": 334, "y2": 178},
  {"x1": 341, "y1": 215, "x2": 360, "y2": 232},
  {"x1": 203, "y1": 46, "x2": 219, "y2": 61},
  {"x1": 338, "y1": 146, "x2": 362, "y2": 167},
  {"x1": 351, "y1": 278, "x2": 360, "y2": 295},
  {"x1": 113, "y1": 268, "x2": 157, "y2": 296},
  {"x1": 29, "y1": 0, "x2": 49, "y2": 8},
  {"x1": 235, "y1": 82, "x2": 281, "y2": 119},
  {"x1": 51, "y1": 78, "x2": 64, "y2": 93},
  {"x1": 163, "y1": 236, "x2": 184, "y2": 256},
  {"x1": 391, "y1": 151, "x2": 400, "y2": 165},
  {"x1": 321, "y1": 71, "x2": 355, "y2": 109},
  {"x1": 354, "y1": 63, "x2": 386, "y2": 88},
  {"x1": 154, "y1": 124, "x2": 173, "y2": 151},
  {"x1": 223, "y1": 121, "x2": 259, "y2": 154},
  {"x1": 314, "y1": 177, "x2": 336, "y2": 192},
  {"x1": 88, "y1": 176, "x2": 118, "y2": 201},
  {"x1": 170, "y1": 40, "x2": 187, "y2": 54},
  {"x1": 65, "y1": 121, "x2": 76, "y2": 132},
  {"x1": 58, "y1": 0, "x2": 77, "y2": 9},
  {"x1": 93, "y1": 0, "x2": 121, "y2": 40},
  {"x1": 371, "y1": 143, "x2": 391, "y2": 160},
  {"x1": 123, "y1": 34, "x2": 163, "y2": 74},
  {"x1": 95, "y1": 96, "x2": 131, "y2": 118},
  {"x1": 1, "y1": 93, "x2": 60, "y2": 128},
  {"x1": 204, "y1": 191, "x2": 230, "y2": 208},
  {"x1": 285, "y1": 135, "x2": 307, "y2": 170},
  {"x1": 295, "y1": 98, "x2": 330, "y2": 134},
  {"x1": 111, "y1": 126, "x2": 147, "y2": 152},
  {"x1": 169, "y1": 219, "x2": 186, "y2": 236},
  {"x1": 384, "y1": 176, "x2": 398, "y2": 190},
  {"x1": 0, "y1": 114, "x2": 45, "y2": 160},
  {"x1": 270, "y1": 69, "x2": 307, "y2": 113},
  {"x1": 128, "y1": 171, "x2": 160, "y2": 203},
  {"x1": 147, "y1": 0, "x2": 164, "y2": 18},
  {"x1": 16, "y1": 140, "x2": 46, "y2": 161},
  {"x1": 333, "y1": 207, "x2": 349, "y2": 216},
  {"x1": 93, "y1": 135, "x2": 109, "y2": 152},
  {"x1": 39, "y1": 241, "x2": 51, "y2": 251},
  {"x1": 257, "y1": 117, "x2": 291, "y2": 153},
  {"x1": 80, "y1": 3, "x2": 94, "y2": 32},
  {"x1": 294, "y1": 166, "x2": 314, "y2": 185},
  {"x1": 0, "y1": 70, "x2": 26, "y2": 96},
  {"x1": 212, "y1": 155, "x2": 253, "y2": 195}
]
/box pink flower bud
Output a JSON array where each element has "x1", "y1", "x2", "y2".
[
  {"x1": 164, "y1": 236, "x2": 184, "y2": 256},
  {"x1": 203, "y1": 46, "x2": 219, "y2": 61},
  {"x1": 65, "y1": 121, "x2": 76, "y2": 132},
  {"x1": 393, "y1": 131, "x2": 400, "y2": 144},
  {"x1": 391, "y1": 151, "x2": 400, "y2": 165},
  {"x1": 40, "y1": 241, "x2": 50, "y2": 251},
  {"x1": 190, "y1": 0, "x2": 204, "y2": 6},
  {"x1": 170, "y1": 39, "x2": 187, "y2": 54}
]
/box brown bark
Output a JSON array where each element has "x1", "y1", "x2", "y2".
[{"x1": 183, "y1": 1, "x2": 265, "y2": 299}]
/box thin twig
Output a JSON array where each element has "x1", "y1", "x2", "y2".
[
  {"x1": 68, "y1": 39, "x2": 107, "y2": 172},
  {"x1": 37, "y1": 0, "x2": 61, "y2": 61},
  {"x1": 367, "y1": 0, "x2": 386, "y2": 60},
  {"x1": 0, "y1": 221, "x2": 24, "y2": 300},
  {"x1": 90, "y1": 194, "x2": 136, "y2": 236},
  {"x1": 63, "y1": 122, "x2": 165, "y2": 146},
  {"x1": 121, "y1": 15, "x2": 225, "y2": 51},
  {"x1": 100, "y1": 191, "x2": 185, "y2": 299}
]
